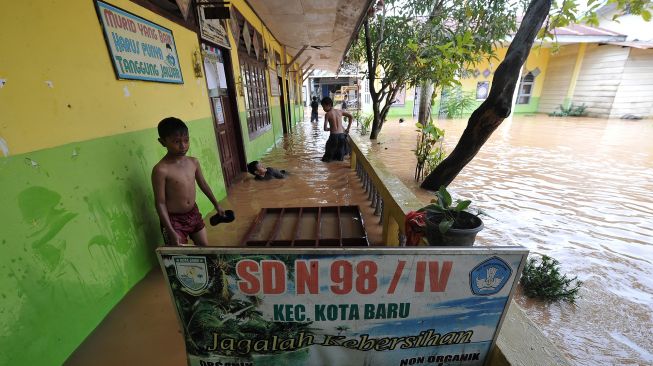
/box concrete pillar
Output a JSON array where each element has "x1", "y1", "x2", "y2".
[
  {"x1": 565, "y1": 43, "x2": 587, "y2": 108},
  {"x1": 382, "y1": 212, "x2": 400, "y2": 246}
]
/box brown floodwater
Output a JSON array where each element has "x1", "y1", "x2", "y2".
[
  {"x1": 206, "y1": 117, "x2": 383, "y2": 247},
  {"x1": 360, "y1": 115, "x2": 653, "y2": 366}
]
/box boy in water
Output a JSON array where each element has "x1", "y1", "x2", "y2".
[
  {"x1": 321, "y1": 97, "x2": 353, "y2": 162},
  {"x1": 247, "y1": 160, "x2": 286, "y2": 180},
  {"x1": 310, "y1": 96, "x2": 319, "y2": 122},
  {"x1": 152, "y1": 117, "x2": 224, "y2": 246}
]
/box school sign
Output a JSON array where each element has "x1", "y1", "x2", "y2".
[
  {"x1": 157, "y1": 247, "x2": 527, "y2": 366},
  {"x1": 95, "y1": 0, "x2": 183, "y2": 83}
]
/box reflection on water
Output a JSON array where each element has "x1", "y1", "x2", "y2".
[{"x1": 363, "y1": 115, "x2": 653, "y2": 366}]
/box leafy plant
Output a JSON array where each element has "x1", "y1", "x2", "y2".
[
  {"x1": 418, "y1": 185, "x2": 480, "y2": 234},
  {"x1": 349, "y1": 0, "x2": 518, "y2": 139},
  {"x1": 414, "y1": 120, "x2": 446, "y2": 181},
  {"x1": 549, "y1": 103, "x2": 587, "y2": 117},
  {"x1": 441, "y1": 88, "x2": 478, "y2": 119},
  {"x1": 359, "y1": 113, "x2": 374, "y2": 135},
  {"x1": 520, "y1": 255, "x2": 583, "y2": 303}
]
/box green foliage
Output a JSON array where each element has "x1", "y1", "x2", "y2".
[
  {"x1": 543, "y1": 0, "x2": 652, "y2": 38},
  {"x1": 418, "y1": 185, "x2": 477, "y2": 234},
  {"x1": 348, "y1": 0, "x2": 518, "y2": 138},
  {"x1": 168, "y1": 255, "x2": 314, "y2": 357},
  {"x1": 549, "y1": 103, "x2": 587, "y2": 117},
  {"x1": 521, "y1": 255, "x2": 583, "y2": 303},
  {"x1": 351, "y1": 110, "x2": 374, "y2": 135},
  {"x1": 414, "y1": 121, "x2": 446, "y2": 181},
  {"x1": 441, "y1": 88, "x2": 478, "y2": 119}
]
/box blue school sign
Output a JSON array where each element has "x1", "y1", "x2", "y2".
[
  {"x1": 95, "y1": 0, "x2": 184, "y2": 84},
  {"x1": 157, "y1": 246, "x2": 528, "y2": 366}
]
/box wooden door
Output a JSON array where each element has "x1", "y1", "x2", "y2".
[
  {"x1": 212, "y1": 96, "x2": 240, "y2": 188},
  {"x1": 278, "y1": 76, "x2": 288, "y2": 134}
]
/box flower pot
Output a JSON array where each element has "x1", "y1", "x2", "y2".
[{"x1": 425, "y1": 211, "x2": 484, "y2": 246}]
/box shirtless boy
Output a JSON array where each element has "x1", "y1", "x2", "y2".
[
  {"x1": 152, "y1": 117, "x2": 224, "y2": 246},
  {"x1": 321, "y1": 96, "x2": 353, "y2": 162}
]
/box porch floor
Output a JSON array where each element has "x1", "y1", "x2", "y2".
[{"x1": 64, "y1": 115, "x2": 383, "y2": 365}]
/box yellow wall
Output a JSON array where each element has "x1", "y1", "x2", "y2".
[
  {"x1": 458, "y1": 47, "x2": 551, "y2": 99},
  {"x1": 227, "y1": 0, "x2": 303, "y2": 112},
  {"x1": 0, "y1": 0, "x2": 211, "y2": 155}
]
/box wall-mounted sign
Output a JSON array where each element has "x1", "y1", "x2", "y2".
[
  {"x1": 157, "y1": 247, "x2": 527, "y2": 366},
  {"x1": 198, "y1": 7, "x2": 231, "y2": 49},
  {"x1": 269, "y1": 70, "x2": 280, "y2": 97},
  {"x1": 95, "y1": 0, "x2": 183, "y2": 84},
  {"x1": 213, "y1": 98, "x2": 225, "y2": 124}
]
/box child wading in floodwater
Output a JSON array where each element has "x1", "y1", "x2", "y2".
[
  {"x1": 151, "y1": 117, "x2": 225, "y2": 246},
  {"x1": 321, "y1": 97, "x2": 353, "y2": 162}
]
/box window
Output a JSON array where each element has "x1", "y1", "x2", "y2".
[
  {"x1": 240, "y1": 55, "x2": 270, "y2": 137},
  {"x1": 233, "y1": 7, "x2": 271, "y2": 137},
  {"x1": 516, "y1": 72, "x2": 535, "y2": 104},
  {"x1": 476, "y1": 81, "x2": 490, "y2": 100}
]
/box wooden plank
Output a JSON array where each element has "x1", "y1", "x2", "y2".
[
  {"x1": 316, "y1": 206, "x2": 321, "y2": 247},
  {"x1": 241, "y1": 208, "x2": 267, "y2": 246},
  {"x1": 266, "y1": 208, "x2": 285, "y2": 246},
  {"x1": 291, "y1": 207, "x2": 303, "y2": 246},
  {"x1": 337, "y1": 206, "x2": 342, "y2": 247}
]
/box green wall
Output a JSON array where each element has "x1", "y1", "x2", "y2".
[
  {"x1": 237, "y1": 103, "x2": 304, "y2": 163},
  {"x1": 514, "y1": 96, "x2": 540, "y2": 114},
  {"x1": 0, "y1": 117, "x2": 224, "y2": 366},
  {"x1": 387, "y1": 101, "x2": 415, "y2": 118}
]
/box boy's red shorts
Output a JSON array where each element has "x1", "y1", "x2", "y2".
[{"x1": 161, "y1": 204, "x2": 205, "y2": 245}]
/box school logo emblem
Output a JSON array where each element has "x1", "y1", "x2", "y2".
[
  {"x1": 174, "y1": 256, "x2": 209, "y2": 295},
  {"x1": 470, "y1": 257, "x2": 512, "y2": 296}
]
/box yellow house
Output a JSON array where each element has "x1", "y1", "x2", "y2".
[{"x1": 361, "y1": 22, "x2": 653, "y2": 120}]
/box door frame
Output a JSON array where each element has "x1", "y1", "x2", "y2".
[
  {"x1": 202, "y1": 42, "x2": 247, "y2": 183},
  {"x1": 278, "y1": 76, "x2": 288, "y2": 134}
]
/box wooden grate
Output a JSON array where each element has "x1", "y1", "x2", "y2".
[{"x1": 241, "y1": 206, "x2": 369, "y2": 247}]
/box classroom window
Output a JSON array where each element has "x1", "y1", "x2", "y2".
[
  {"x1": 240, "y1": 54, "x2": 271, "y2": 137},
  {"x1": 476, "y1": 81, "x2": 490, "y2": 100},
  {"x1": 516, "y1": 72, "x2": 535, "y2": 104},
  {"x1": 233, "y1": 8, "x2": 271, "y2": 138}
]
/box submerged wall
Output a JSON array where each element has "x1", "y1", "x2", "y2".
[{"x1": 0, "y1": 1, "x2": 222, "y2": 364}]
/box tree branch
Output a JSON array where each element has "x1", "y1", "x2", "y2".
[{"x1": 421, "y1": 0, "x2": 552, "y2": 190}]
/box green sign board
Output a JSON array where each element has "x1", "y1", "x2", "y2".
[{"x1": 157, "y1": 247, "x2": 527, "y2": 366}]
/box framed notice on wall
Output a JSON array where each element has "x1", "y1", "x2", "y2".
[
  {"x1": 157, "y1": 246, "x2": 527, "y2": 366},
  {"x1": 197, "y1": 7, "x2": 230, "y2": 49},
  {"x1": 269, "y1": 69, "x2": 280, "y2": 97},
  {"x1": 95, "y1": 0, "x2": 183, "y2": 84}
]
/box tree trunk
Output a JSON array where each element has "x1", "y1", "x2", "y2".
[
  {"x1": 364, "y1": 18, "x2": 383, "y2": 140},
  {"x1": 370, "y1": 101, "x2": 382, "y2": 139},
  {"x1": 417, "y1": 81, "x2": 434, "y2": 125},
  {"x1": 420, "y1": 0, "x2": 552, "y2": 190}
]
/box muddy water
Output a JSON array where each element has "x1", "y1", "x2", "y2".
[
  {"x1": 364, "y1": 115, "x2": 653, "y2": 366},
  {"x1": 206, "y1": 118, "x2": 382, "y2": 247}
]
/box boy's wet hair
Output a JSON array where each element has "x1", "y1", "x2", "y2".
[
  {"x1": 320, "y1": 97, "x2": 333, "y2": 106},
  {"x1": 247, "y1": 161, "x2": 260, "y2": 175},
  {"x1": 312, "y1": 96, "x2": 317, "y2": 101},
  {"x1": 158, "y1": 117, "x2": 188, "y2": 138}
]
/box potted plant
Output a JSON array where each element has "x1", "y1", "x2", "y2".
[{"x1": 418, "y1": 186, "x2": 484, "y2": 246}]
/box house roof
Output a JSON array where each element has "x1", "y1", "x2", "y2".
[
  {"x1": 552, "y1": 24, "x2": 624, "y2": 37},
  {"x1": 607, "y1": 41, "x2": 653, "y2": 49}
]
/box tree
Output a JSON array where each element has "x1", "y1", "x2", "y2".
[
  {"x1": 420, "y1": 0, "x2": 653, "y2": 190},
  {"x1": 349, "y1": 0, "x2": 519, "y2": 139}
]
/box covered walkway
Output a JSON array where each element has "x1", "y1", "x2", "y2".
[{"x1": 64, "y1": 116, "x2": 383, "y2": 365}]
